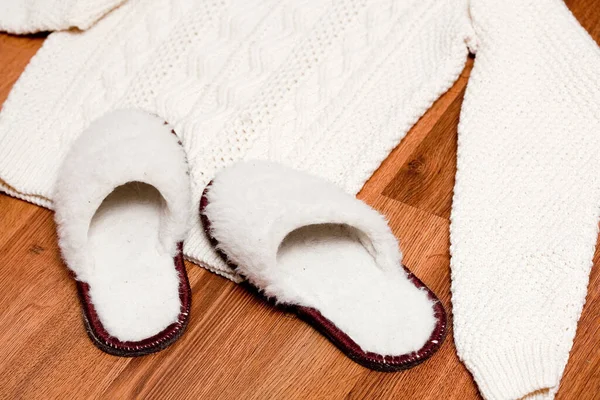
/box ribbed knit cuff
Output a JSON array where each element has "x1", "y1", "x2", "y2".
[
  {"x1": 0, "y1": 118, "x2": 56, "y2": 208},
  {"x1": 462, "y1": 343, "x2": 563, "y2": 400}
]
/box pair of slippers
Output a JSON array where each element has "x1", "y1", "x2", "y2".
[{"x1": 54, "y1": 110, "x2": 447, "y2": 370}]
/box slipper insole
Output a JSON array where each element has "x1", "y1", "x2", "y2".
[
  {"x1": 274, "y1": 224, "x2": 436, "y2": 356},
  {"x1": 86, "y1": 182, "x2": 181, "y2": 342}
]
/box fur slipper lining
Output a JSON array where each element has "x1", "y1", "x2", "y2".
[{"x1": 55, "y1": 109, "x2": 191, "y2": 281}]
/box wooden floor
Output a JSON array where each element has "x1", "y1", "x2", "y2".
[{"x1": 1, "y1": 1, "x2": 599, "y2": 398}]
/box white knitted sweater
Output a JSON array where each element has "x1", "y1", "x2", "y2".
[{"x1": 1, "y1": 1, "x2": 599, "y2": 399}]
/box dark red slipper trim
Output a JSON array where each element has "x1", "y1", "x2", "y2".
[
  {"x1": 74, "y1": 242, "x2": 192, "y2": 357},
  {"x1": 200, "y1": 183, "x2": 447, "y2": 372}
]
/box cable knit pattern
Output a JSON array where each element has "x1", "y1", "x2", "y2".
[
  {"x1": 0, "y1": 0, "x2": 196, "y2": 206},
  {"x1": 0, "y1": 0, "x2": 599, "y2": 398},
  {"x1": 0, "y1": 0, "x2": 472, "y2": 281},
  {"x1": 0, "y1": 0, "x2": 127, "y2": 34},
  {"x1": 451, "y1": 1, "x2": 600, "y2": 399}
]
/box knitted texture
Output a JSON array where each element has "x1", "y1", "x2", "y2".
[
  {"x1": 0, "y1": 0, "x2": 127, "y2": 34},
  {"x1": 451, "y1": 0, "x2": 600, "y2": 399},
  {"x1": 0, "y1": 0, "x2": 471, "y2": 282}
]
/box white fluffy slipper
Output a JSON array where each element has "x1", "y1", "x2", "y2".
[
  {"x1": 54, "y1": 109, "x2": 192, "y2": 356},
  {"x1": 200, "y1": 161, "x2": 446, "y2": 371}
]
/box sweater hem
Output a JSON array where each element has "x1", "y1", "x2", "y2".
[{"x1": 0, "y1": 179, "x2": 53, "y2": 209}]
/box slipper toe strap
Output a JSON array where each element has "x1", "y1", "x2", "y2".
[
  {"x1": 54, "y1": 109, "x2": 190, "y2": 279},
  {"x1": 204, "y1": 161, "x2": 403, "y2": 300}
]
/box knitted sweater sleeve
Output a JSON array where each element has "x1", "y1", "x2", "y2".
[
  {"x1": 0, "y1": 0, "x2": 126, "y2": 34},
  {"x1": 450, "y1": 0, "x2": 600, "y2": 399}
]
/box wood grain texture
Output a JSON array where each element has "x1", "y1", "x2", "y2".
[{"x1": 0, "y1": 3, "x2": 599, "y2": 398}]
